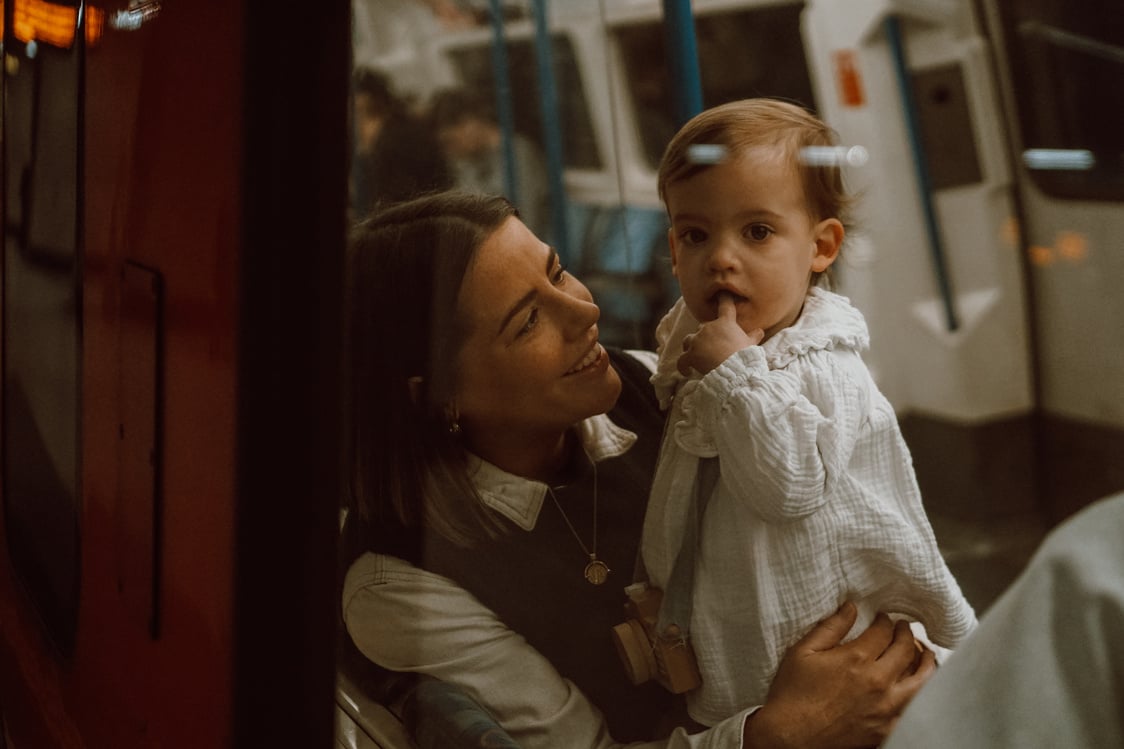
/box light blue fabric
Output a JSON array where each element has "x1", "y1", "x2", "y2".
[{"x1": 406, "y1": 678, "x2": 523, "y2": 749}]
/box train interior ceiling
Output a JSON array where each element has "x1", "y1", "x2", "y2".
[{"x1": 0, "y1": 0, "x2": 1121, "y2": 747}]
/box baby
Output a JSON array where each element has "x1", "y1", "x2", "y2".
[{"x1": 642, "y1": 98, "x2": 977, "y2": 726}]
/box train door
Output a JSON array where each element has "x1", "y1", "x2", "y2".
[
  {"x1": 801, "y1": 0, "x2": 1124, "y2": 575},
  {"x1": 802, "y1": 0, "x2": 1039, "y2": 525},
  {"x1": 0, "y1": 1, "x2": 348, "y2": 746},
  {"x1": 978, "y1": 0, "x2": 1124, "y2": 521}
]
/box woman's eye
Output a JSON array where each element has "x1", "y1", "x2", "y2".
[
  {"x1": 747, "y1": 224, "x2": 773, "y2": 241},
  {"x1": 551, "y1": 264, "x2": 567, "y2": 284},
  {"x1": 517, "y1": 308, "x2": 539, "y2": 337}
]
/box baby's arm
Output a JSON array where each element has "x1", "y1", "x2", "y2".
[{"x1": 686, "y1": 347, "x2": 869, "y2": 522}]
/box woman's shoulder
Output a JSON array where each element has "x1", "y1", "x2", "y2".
[
  {"x1": 608, "y1": 347, "x2": 656, "y2": 380},
  {"x1": 606, "y1": 347, "x2": 663, "y2": 432},
  {"x1": 618, "y1": 348, "x2": 657, "y2": 373},
  {"x1": 344, "y1": 551, "x2": 459, "y2": 601}
]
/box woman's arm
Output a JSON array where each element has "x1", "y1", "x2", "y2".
[
  {"x1": 344, "y1": 551, "x2": 754, "y2": 748},
  {"x1": 343, "y1": 552, "x2": 614, "y2": 747}
]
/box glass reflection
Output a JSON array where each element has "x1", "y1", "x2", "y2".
[{"x1": 2, "y1": 0, "x2": 84, "y2": 657}]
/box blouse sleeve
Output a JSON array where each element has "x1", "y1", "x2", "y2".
[
  {"x1": 677, "y1": 345, "x2": 870, "y2": 523},
  {"x1": 342, "y1": 552, "x2": 754, "y2": 749}
]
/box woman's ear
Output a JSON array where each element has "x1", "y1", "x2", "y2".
[{"x1": 811, "y1": 218, "x2": 844, "y2": 273}]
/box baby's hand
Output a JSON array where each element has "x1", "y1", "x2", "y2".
[{"x1": 677, "y1": 293, "x2": 763, "y2": 376}]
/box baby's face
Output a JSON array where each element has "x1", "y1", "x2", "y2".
[{"x1": 665, "y1": 146, "x2": 839, "y2": 341}]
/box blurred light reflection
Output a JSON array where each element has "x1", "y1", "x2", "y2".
[
  {"x1": 0, "y1": 0, "x2": 105, "y2": 48},
  {"x1": 1022, "y1": 149, "x2": 1096, "y2": 171},
  {"x1": 799, "y1": 145, "x2": 869, "y2": 167}
]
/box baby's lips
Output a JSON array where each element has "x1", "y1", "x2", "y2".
[{"x1": 707, "y1": 287, "x2": 746, "y2": 305}]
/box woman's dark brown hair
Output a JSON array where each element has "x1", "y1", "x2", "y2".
[{"x1": 348, "y1": 191, "x2": 516, "y2": 553}]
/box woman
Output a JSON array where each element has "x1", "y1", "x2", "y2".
[{"x1": 340, "y1": 191, "x2": 933, "y2": 748}]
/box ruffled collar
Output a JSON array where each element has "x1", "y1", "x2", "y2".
[
  {"x1": 651, "y1": 287, "x2": 869, "y2": 408},
  {"x1": 465, "y1": 413, "x2": 638, "y2": 531}
]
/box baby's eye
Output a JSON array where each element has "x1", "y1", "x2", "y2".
[
  {"x1": 678, "y1": 228, "x2": 707, "y2": 246},
  {"x1": 746, "y1": 224, "x2": 773, "y2": 241}
]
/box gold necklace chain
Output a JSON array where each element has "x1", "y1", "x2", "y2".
[{"x1": 546, "y1": 458, "x2": 610, "y2": 585}]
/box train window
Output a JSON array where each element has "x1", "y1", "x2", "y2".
[
  {"x1": 446, "y1": 34, "x2": 601, "y2": 170},
  {"x1": 615, "y1": 3, "x2": 817, "y2": 169},
  {"x1": 910, "y1": 63, "x2": 983, "y2": 190},
  {"x1": 1, "y1": 17, "x2": 84, "y2": 656},
  {"x1": 996, "y1": 1, "x2": 1124, "y2": 201}
]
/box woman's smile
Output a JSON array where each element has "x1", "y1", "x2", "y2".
[{"x1": 565, "y1": 341, "x2": 607, "y2": 375}]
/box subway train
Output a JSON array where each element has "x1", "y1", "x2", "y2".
[{"x1": 0, "y1": 0, "x2": 1120, "y2": 747}]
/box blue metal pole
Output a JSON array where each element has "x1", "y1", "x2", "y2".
[
  {"x1": 884, "y1": 15, "x2": 959, "y2": 331},
  {"x1": 488, "y1": 0, "x2": 518, "y2": 201},
  {"x1": 662, "y1": 0, "x2": 704, "y2": 127},
  {"x1": 530, "y1": 0, "x2": 571, "y2": 260}
]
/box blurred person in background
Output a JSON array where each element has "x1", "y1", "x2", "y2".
[
  {"x1": 429, "y1": 87, "x2": 550, "y2": 239},
  {"x1": 350, "y1": 68, "x2": 452, "y2": 220}
]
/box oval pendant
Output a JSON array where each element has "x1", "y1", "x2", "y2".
[{"x1": 584, "y1": 558, "x2": 610, "y2": 585}]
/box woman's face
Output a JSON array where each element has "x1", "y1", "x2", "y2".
[{"x1": 453, "y1": 217, "x2": 621, "y2": 458}]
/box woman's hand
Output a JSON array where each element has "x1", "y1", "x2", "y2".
[{"x1": 743, "y1": 602, "x2": 937, "y2": 749}]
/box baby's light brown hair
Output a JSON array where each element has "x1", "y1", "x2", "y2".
[{"x1": 657, "y1": 98, "x2": 856, "y2": 232}]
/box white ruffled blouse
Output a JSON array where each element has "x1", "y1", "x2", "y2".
[{"x1": 644, "y1": 287, "x2": 978, "y2": 726}]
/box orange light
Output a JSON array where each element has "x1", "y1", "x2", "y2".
[
  {"x1": 1056, "y1": 231, "x2": 1088, "y2": 263},
  {"x1": 1000, "y1": 216, "x2": 1020, "y2": 247},
  {"x1": 0, "y1": 0, "x2": 104, "y2": 49},
  {"x1": 1029, "y1": 245, "x2": 1054, "y2": 267},
  {"x1": 87, "y1": 6, "x2": 105, "y2": 44}
]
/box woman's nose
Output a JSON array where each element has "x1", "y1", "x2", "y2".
[{"x1": 558, "y1": 288, "x2": 600, "y2": 338}]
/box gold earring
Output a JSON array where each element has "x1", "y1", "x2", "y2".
[{"x1": 446, "y1": 404, "x2": 461, "y2": 436}]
